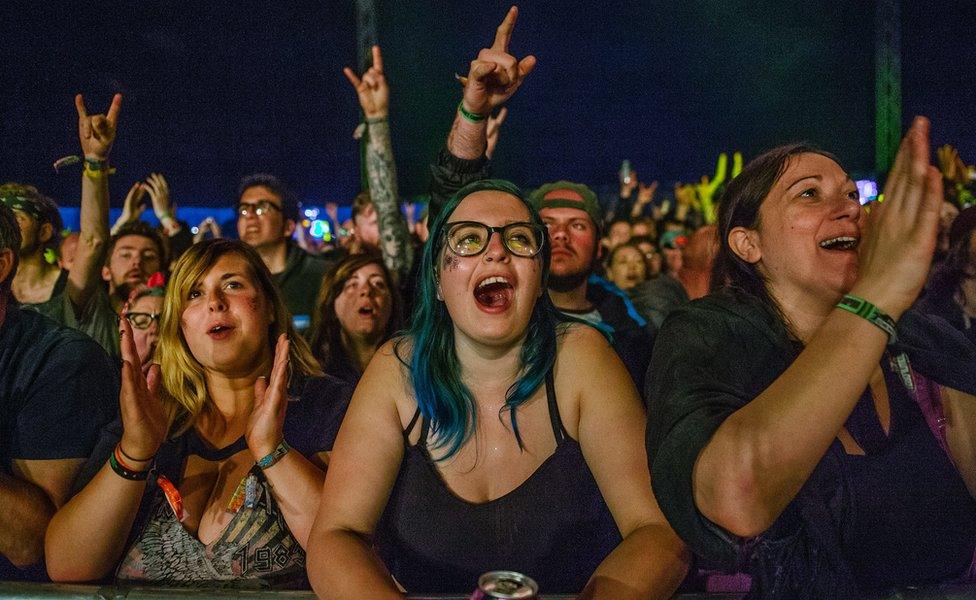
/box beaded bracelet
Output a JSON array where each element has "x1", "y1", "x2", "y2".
[{"x1": 836, "y1": 293, "x2": 897, "y2": 345}]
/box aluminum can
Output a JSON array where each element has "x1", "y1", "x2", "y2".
[{"x1": 470, "y1": 570, "x2": 539, "y2": 599}]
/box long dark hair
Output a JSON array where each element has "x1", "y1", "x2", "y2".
[
  {"x1": 711, "y1": 143, "x2": 841, "y2": 333},
  {"x1": 924, "y1": 206, "x2": 976, "y2": 308},
  {"x1": 309, "y1": 251, "x2": 402, "y2": 375}
]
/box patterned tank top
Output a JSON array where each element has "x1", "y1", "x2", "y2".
[{"x1": 116, "y1": 447, "x2": 307, "y2": 588}]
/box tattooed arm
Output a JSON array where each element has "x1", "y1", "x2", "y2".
[
  {"x1": 365, "y1": 118, "x2": 413, "y2": 281},
  {"x1": 344, "y1": 46, "x2": 413, "y2": 283}
]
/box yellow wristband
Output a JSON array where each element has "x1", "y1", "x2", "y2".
[{"x1": 83, "y1": 163, "x2": 116, "y2": 179}]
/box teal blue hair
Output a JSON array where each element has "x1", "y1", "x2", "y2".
[{"x1": 395, "y1": 179, "x2": 564, "y2": 460}]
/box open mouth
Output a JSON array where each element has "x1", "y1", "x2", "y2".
[
  {"x1": 819, "y1": 236, "x2": 859, "y2": 251},
  {"x1": 474, "y1": 275, "x2": 514, "y2": 311},
  {"x1": 357, "y1": 305, "x2": 376, "y2": 316},
  {"x1": 208, "y1": 324, "x2": 234, "y2": 338}
]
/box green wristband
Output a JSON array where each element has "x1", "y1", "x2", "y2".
[
  {"x1": 457, "y1": 101, "x2": 488, "y2": 123},
  {"x1": 84, "y1": 157, "x2": 109, "y2": 171},
  {"x1": 836, "y1": 293, "x2": 897, "y2": 344}
]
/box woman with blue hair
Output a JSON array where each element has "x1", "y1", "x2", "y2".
[{"x1": 307, "y1": 179, "x2": 688, "y2": 598}]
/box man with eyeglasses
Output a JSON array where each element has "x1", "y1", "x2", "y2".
[
  {"x1": 236, "y1": 173, "x2": 338, "y2": 329},
  {"x1": 0, "y1": 202, "x2": 118, "y2": 581}
]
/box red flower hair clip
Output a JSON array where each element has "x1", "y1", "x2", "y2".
[{"x1": 147, "y1": 272, "x2": 166, "y2": 289}]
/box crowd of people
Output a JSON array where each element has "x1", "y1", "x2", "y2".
[{"x1": 2, "y1": 6, "x2": 976, "y2": 600}]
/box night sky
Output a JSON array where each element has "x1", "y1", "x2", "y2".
[{"x1": 1, "y1": 1, "x2": 974, "y2": 211}]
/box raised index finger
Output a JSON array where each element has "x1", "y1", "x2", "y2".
[
  {"x1": 491, "y1": 6, "x2": 518, "y2": 53},
  {"x1": 371, "y1": 45, "x2": 383, "y2": 73}
]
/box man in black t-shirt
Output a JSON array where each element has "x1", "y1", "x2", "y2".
[{"x1": 0, "y1": 203, "x2": 118, "y2": 581}]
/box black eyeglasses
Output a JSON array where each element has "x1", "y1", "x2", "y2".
[
  {"x1": 444, "y1": 221, "x2": 545, "y2": 258},
  {"x1": 237, "y1": 200, "x2": 283, "y2": 217},
  {"x1": 124, "y1": 312, "x2": 162, "y2": 330}
]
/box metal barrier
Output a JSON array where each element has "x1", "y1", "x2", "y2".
[
  {"x1": 0, "y1": 583, "x2": 723, "y2": 599},
  {"x1": 2, "y1": 582, "x2": 976, "y2": 599}
]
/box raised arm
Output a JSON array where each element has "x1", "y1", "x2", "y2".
[
  {"x1": 427, "y1": 6, "x2": 535, "y2": 222},
  {"x1": 68, "y1": 94, "x2": 120, "y2": 316},
  {"x1": 110, "y1": 182, "x2": 147, "y2": 236},
  {"x1": 694, "y1": 117, "x2": 944, "y2": 537},
  {"x1": 343, "y1": 46, "x2": 413, "y2": 282},
  {"x1": 307, "y1": 342, "x2": 409, "y2": 599},
  {"x1": 144, "y1": 172, "x2": 182, "y2": 237},
  {"x1": 448, "y1": 6, "x2": 535, "y2": 160},
  {"x1": 629, "y1": 181, "x2": 658, "y2": 220},
  {"x1": 564, "y1": 326, "x2": 689, "y2": 600}
]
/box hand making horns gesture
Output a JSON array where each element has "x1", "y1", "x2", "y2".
[
  {"x1": 343, "y1": 45, "x2": 389, "y2": 120},
  {"x1": 460, "y1": 6, "x2": 537, "y2": 116},
  {"x1": 75, "y1": 93, "x2": 122, "y2": 160}
]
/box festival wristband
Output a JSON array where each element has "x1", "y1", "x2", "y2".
[
  {"x1": 84, "y1": 157, "x2": 109, "y2": 171},
  {"x1": 457, "y1": 101, "x2": 488, "y2": 123},
  {"x1": 156, "y1": 474, "x2": 187, "y2": 522},
  {"x1": 83, "y1": 159, "x2": 115, "y2": 179},
  {"x1": 109, "y1": 450, "x2": 149, "y2": 481},
  {"x1": 836, "y1": 293, "x2": 897, "y2": 344},
  {"x1": 256, "y1": 440, "x2": 291, "y2": 470}
]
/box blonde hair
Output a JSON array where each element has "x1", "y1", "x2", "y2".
[{"x1": 157, "y1": 239, "x2": 322, "y2": 435}]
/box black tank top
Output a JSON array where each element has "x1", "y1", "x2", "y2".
[
  {"x1": 375, "y1": 371, "x2": 621, "y2": 593},
  {"x1": 840, "y1": 363, "x2": 976, "y2": 589}
]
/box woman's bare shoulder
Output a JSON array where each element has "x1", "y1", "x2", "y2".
[
  {"x1": 360, "y1": 336, "x2": 417, "y2": 428},
  {"x1": 556, "y1": 322, "x2": 614, "y2": 359}
]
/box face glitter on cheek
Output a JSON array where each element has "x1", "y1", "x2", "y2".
[{"x1": 443, "y1": 253, "x2": 461, "y2": 271}]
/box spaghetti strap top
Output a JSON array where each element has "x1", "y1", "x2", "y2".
[
  {"x1": 374, "y1": 370, "x2": 620, "y2": 594},
  {"x1": 839, "y1": 364, "x2": 976, "y2": 589}
]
